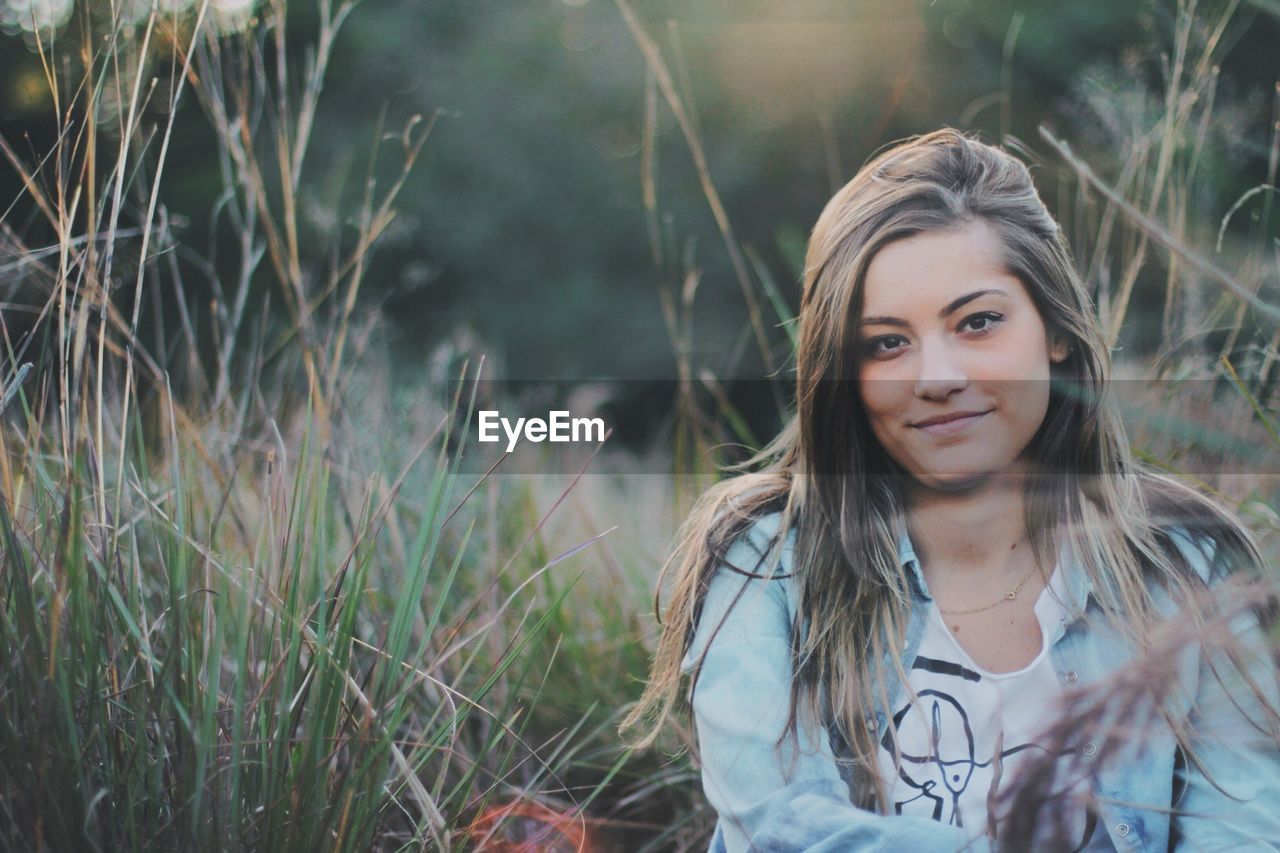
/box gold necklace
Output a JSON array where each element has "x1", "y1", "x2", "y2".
[{"x1": 936, "y1": 561, "x2": 1040, "y2": 616}]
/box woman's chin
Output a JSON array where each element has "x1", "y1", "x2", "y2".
[{"x1": 913, "y1": 467, "x2": 996, "y2": 492}]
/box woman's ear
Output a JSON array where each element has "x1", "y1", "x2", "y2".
[{"x1": 1048, "y1": 331, "x2": 1072, "y2": 364}]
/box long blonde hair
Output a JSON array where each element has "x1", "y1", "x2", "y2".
[{"x1": 618, "y1": 127, "x2": 1274, "y2": 813}]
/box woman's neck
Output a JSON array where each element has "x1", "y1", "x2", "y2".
[{"x1": 903, "y1": 470, "x2": 1034, "y2": 579}]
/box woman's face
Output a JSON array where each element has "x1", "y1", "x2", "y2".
[{"x1": 854, "y1": 219, "x2": 1070, "y2": 491}]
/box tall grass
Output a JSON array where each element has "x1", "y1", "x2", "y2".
[{"x1": 0, "y1": 1, "x2": 631, "y2": 850}]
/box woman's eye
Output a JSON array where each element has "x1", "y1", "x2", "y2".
[
  {"x1": 864, "y1": 335, "x2": 907, "y2": 357},
  {"x1": 960, "y1": 311, "x2": 1004, "y2": 334}
]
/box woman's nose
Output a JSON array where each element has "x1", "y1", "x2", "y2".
[{"x1": 913, "y1": 337, "x2": 968, "y2": 399}]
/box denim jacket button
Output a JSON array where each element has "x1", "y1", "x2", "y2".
[
  {"x1": 1116, "y1": 822, "x2": 1130, "y2": 837},
  {"x1": 864, "y1": 716, "x2": 877, "y2": 732},
  {"x1": 1083, "y1": 741, "x2": 1097, "y2": 756},
  {"x1": 1065, "y1": 670, "x2": 1079, "y2": 684}
]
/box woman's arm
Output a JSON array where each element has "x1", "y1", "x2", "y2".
[
  {"x1": 1170, "y1": 609, "x2": 1280, "y2": 849},
  {"x1": 1169, "y1": 530, "x2": 1280, "y2": 850},
  {"x1": 683, "y1": 528, "x2": 993, "y2": 853}
]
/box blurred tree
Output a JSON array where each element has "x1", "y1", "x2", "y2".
[{"x1": 2, "y1": 0, "x2": 1276, "y2": 393}]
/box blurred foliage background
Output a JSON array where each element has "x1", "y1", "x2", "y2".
[{"x1": 5, "y1": 0, "x2": 1276, "y2": 389}]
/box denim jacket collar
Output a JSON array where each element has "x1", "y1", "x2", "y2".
[{"x1": 892, "y1": 515, "x2": 930, "y2": 600}]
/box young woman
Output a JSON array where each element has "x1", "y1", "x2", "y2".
[{"x1": 619, "y1": 129, "x2": 1280, "y2": 851}]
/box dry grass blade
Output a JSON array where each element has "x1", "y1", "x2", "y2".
[
  {"x1": 1040, "y1": 125, "x2": 1280, "y2": 324},
  {"x1": 612, "y1": 0, "x2": 776, "y2": 379}
]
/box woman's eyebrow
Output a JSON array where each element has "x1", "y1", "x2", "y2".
[
  {"x1": 938, "y1": 287, "x2": 1008, "y2": 318},
  {"x1": 859, "y1": 288, "x2": 1008, "y2": 327}
]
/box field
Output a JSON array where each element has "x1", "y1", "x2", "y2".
[{"x1": 1, "y1": 0, "x2": 1278, "y2": 850}]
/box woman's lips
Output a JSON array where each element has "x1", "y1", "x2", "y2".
[{"x1": 911, "y1": 411, "x2": 990, "y2": 437}]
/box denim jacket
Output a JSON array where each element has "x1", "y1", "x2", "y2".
[{"x1": 680, "y1": 511, "x2": 1280, "y2": 852}]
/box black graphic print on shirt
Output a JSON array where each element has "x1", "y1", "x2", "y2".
[{"x1": 881, "y1": 654, "x2": 1097, "y2": 849}]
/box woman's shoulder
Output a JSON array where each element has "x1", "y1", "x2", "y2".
[
  {"x1": 679, "y1": 510, "x2": 801, "y2": 676},
  {"x1": 720, "y1": 508, "x2": 799, "y2": 582},
  {"x1": 1163, "y1": 523, "x2": 1219, "y2": 583},
  {"x1": 1141, "y1": 474, "x2": 1260, "y2": 584},
  {"x1": 1158, "y1": 516, "x2": 1266, "y2": 588}
]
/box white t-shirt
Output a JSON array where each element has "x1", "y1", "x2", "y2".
[{"x1": 876, "y1": 564, "x2": 1104, "y2": 849}]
